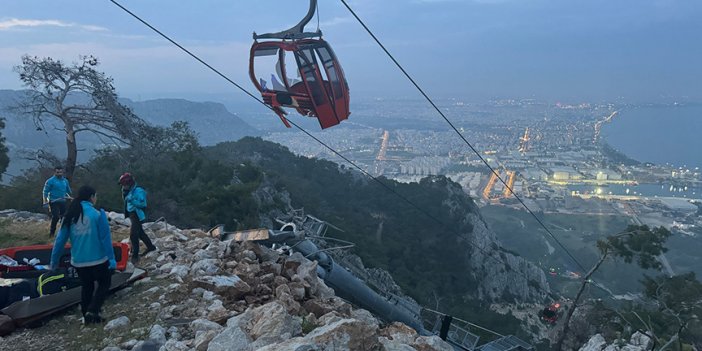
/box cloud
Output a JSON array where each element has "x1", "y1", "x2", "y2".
[
  {"x1": 0, "y1": 40, "x2": 255, "y2": 95},
  {"x1": 0, "y1": 18, "x2": 108, "y2": 32}
]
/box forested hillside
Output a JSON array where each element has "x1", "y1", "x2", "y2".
[{"x1": 0, "y1": 136, "x2": 548, "y2": 344}]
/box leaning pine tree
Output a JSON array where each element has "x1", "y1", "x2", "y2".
[
  {"x1": 13, "y1": 55, "x2": 146, "y2": 180},
  {"x1": 555, "y1": 225, "x2": 671, "y2": 350}
]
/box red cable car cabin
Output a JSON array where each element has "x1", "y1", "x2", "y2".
[{"x1": 249, "y1": 39, "x2": 350, "y2": 129}]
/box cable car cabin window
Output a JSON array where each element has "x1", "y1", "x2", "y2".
[
  {"x1": 282, "y1": 51, "x2": 302, "y2": 88},
  {"x1": 253, "y1": 47, "x2": 288, "y2": 92},
  {"x1": 315, "y1": 46, "x2": 344, "y2": 99},
  {"x1": 294, "y1": 48, "x2": 326, "y2": 106}
]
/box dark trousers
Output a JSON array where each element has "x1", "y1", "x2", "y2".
[
  {"x1": 75, "y1": 261, "x2": 111, "y2": 316},
  {"x1": 128, "y1": 212, "x2": 155, "y2": 259},
  {"x1": 49, "y1": 201, "x2": 67, "y2": 237}
]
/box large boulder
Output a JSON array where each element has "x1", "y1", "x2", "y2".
[
  {"x1": 226, "y1": 301, "x2": 303, "y2": 350},
  {"x1": 258, "y1": 317, "x2": 379, "y2": 351},
  {"x1": 207, "y1": 325, "x2": 251, "y2": 351},
  {"x1": 380, "y1": 322, "x2": 418, "y2": 345}
]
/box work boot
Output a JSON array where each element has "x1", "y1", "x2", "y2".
[
  {"x1": 143, "y1": 246, "x2": 157, "y2": 256},
  {"x1": 84, "y1": 312, "x2": 102, "y2": 325}
]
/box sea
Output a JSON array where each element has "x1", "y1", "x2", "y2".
[
  {"x1": 601, "y1": 104, "x2": 702, "y2": 169},
  {"x1": 580, "y1": 104, "x2": 702, "y2": 200}
]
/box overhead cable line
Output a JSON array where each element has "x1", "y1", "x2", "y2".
[
  {"x1": 107, "y1": 0, "x2": 561, "y2": 304},
  {"x1": 337, "y1": 4, "x2": 651, "y2": 340},
  {"x1": 339, "y1": 0, "x2": 587, "y2": 273}
]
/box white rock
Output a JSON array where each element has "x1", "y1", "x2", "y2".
[
  {"x1": 193, "y1": 330, "x2": 217, "y2": 351},
  {"x1": 146, "y1": 286, "x2": 161, "y2": 294},
  {"x1": 150, "y1": 324, "x2": 168, "y2": 346},
  {"x1": 193, "y1": 249, "x2": 213, "y2": 261},
  {"x1": 351, "y1": 309, "x2": 379, "y2": 331},
  {"x1": 159, "y1": 339, "x2": 188, "y2": 351},
  {"x1": 190, "y1": 318, "x2": 223, "y2": 333},
  {"x1": 207, "y1": 300, "x2": 224, "y2": 312},
  {"x1": 131, "y1": 340, "x2": 162, "y2": 351},
  {"x1": 193, "y1": 275, "x2": 250, "y2": 298},
  {"x1": 379, "y1": 337, "x2": 417, "y2": 351},
  {"x1": 629, "y1": 331, "x2": 652, "y2": 349},
  {"x1": 382, "y1": 322, "x2": 416, "y2": 345},
  {"x1": 120, "y1": 339, "x2": 138, "y2": 350},
  {"x1": 580, "y1": 334, "x2": 607, "y2": 351},
  {"x1": 134, "y1": 277, "x2": 151, "y2": 285},
  {"x1": 203, "y1": 290, "x2": 216, "y2": 301},
  {"x1": 191, "y1": 259, "x2": 221, "y2": 275},
  {"x1": 158, "y1": 262, "x2": 174, "y2": 273},
  {"x1": 207, "y1": 325, "x2": 251, "y2": 351},
  {"x1": 170, "y1": 265, "x2": 190, "y2": 278},
  {"x1": 104, "y1": 316, "x2": 131, "y2": 331}
]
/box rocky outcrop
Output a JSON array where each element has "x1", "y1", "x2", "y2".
[
  {"x1": 467, "y1": 212, "x2": 549, "y2": 302},
  {"x1": 98, "y1": 213, "x2": 452, "y2": 351},
  {"x1": 0, "y1": 209, "x2": 47, "y2": 222},
  {"x1": 439, "y1": 179, "x2": 549, "y2": 302},
  {"x1": 579, "y1": 332, "x2": 653, "y2": 351}
]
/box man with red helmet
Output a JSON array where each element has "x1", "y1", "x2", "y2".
[{"x1": 118, "y1": 173, "x2": 156, "y2": 263}]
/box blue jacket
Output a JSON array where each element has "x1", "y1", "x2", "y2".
[
  {"x1": 50, "y1": 201, "x2": 116, "y2": 269},
  {"x1": 124, "y1": 185, "x2": 147, "y2": 222},
  {"x1": 42, "y1": 176, "x2": 72, "y2": 203}
]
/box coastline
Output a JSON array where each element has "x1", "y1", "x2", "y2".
[{"x1": 601, "y1": 105, "x2": 702, "y2": 169}]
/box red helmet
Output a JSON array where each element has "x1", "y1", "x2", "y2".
[{"x1": 118, "y1": 172, "x2": 134, "y2": 186}]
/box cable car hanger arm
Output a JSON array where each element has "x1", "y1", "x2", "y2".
[{"x1": 253, "y1": 0, "x2": 322, "y2": 40}]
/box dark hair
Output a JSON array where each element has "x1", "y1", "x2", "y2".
[
  {"x1": 62, "y1": 186, "x2": 96, "y2": 229},
  {"x1": 54, "y1": 166, "x2": 64, "y2": 171}
]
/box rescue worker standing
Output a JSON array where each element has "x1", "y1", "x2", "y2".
[
  {"x1": 50, "y1": 185, "x2": 115, "y2": 324},
  {"x1": 119, "y1": 173, "x2": 156, "y2": 263},
  {"x1": 42, "y1": 166, "x2": 72, "y2": 237}
]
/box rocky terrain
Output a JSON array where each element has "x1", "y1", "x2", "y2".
[
  {"x1": 0, "y1": 210, "x2": 454, "y2": 351},
  {"x1": 578, "y1": 332, "x2": 653, "y2": 351}
]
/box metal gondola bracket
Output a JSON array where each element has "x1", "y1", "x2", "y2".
[{"x1": 253, "y1": 0, "x2": 322, "y2": 40}]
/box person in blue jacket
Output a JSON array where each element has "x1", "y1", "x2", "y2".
[
  {"x1": 119, "y1": 173, "x2": 156, "y2": 264},
  {"x1": 50, "y1": 185, "x2": 115, "y2": 324},
  {"x1": 42, "y1": 166, "x2": 72, "y2": 237}
]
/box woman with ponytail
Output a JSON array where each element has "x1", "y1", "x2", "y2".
[{"x1": 50, "y1": 185, "x2": 116, "y2": 324}]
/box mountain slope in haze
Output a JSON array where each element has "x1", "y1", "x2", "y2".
[
  {"x1": 0, "y1": 90, "x2": 260, "y2": 176},
  {"x1": 124, "y1": 98, "x2": 261, "y2": 144},
  {"x1": 203, "y1": 137, "x2": 550, "y2": 339}
]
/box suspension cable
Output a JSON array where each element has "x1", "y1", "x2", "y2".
[
  {"x1": 107, "y1": 0, "x2": 560, "y2": 304},
  {"x1": 338, "y1": 0, "x2": 586, "y2": 273}
]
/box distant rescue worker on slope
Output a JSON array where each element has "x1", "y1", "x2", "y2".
[
  {"x1": 42, "y1": 166, "x2": 72, "y2": 237},
  {"x1": 118, "y1": 173, "x2": 156, "y2": 264},
  {"x1": 50, "y1": 185, "x2": 116, "y2": 324}
]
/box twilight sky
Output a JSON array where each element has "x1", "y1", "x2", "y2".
[{"x1": 1, "y1": 0, "x2": 700, "y2": 103}]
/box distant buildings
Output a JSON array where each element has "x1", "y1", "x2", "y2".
[{"x1": 549, "y1": 167, "x2": 582, "y2": 181}]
